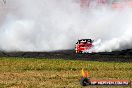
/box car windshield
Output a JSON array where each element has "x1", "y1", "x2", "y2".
[
  {"x1": 80, "y1": 40, "x2": 87, "y2": 42},
  {"x1": 78, "y1": 39, "x2": 92, "y2": 43}
]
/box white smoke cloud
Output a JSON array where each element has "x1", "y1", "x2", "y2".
[
  {"x1": 93, "y1": 8, "x2": 132, "y2": 52},
  {"x1": 0, "y1": 0, "x2": 132, "y2": 52}
]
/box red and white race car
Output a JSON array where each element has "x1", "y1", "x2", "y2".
[{"x1": 75, "y1": 39, "x2": 93, "y2": 53}]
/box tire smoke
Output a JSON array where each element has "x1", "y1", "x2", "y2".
[{"x1": 0, "y1": 0, "x2": 132, "y2": 52}]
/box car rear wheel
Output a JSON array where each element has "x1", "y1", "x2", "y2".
[{"x1": 79, "y1": 51, "x2": 82, "y2": 53}]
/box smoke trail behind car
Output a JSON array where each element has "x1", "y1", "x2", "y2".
[{"x1": 0, "y1": 0, "x2": 132, "y2": 52}]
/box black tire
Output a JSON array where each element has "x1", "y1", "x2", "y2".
[
  {"x1": 80, "y1": 78, "x2": 89, "y2": 86},
  {"x1": 79, "y1": 51, "x2": 82, "y2": 54}
]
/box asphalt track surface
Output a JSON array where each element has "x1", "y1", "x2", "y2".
[{"x1": 0, "y1": 50, "x2": 132, "y2": 62}]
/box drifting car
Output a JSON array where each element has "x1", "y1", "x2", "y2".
[{"x1": 75, "y1": 39, "x2": 93, "y2": 53}]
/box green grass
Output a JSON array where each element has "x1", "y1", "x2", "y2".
[{"x1": 0, "y1": 57, "x2": 131, "y2": 88}]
